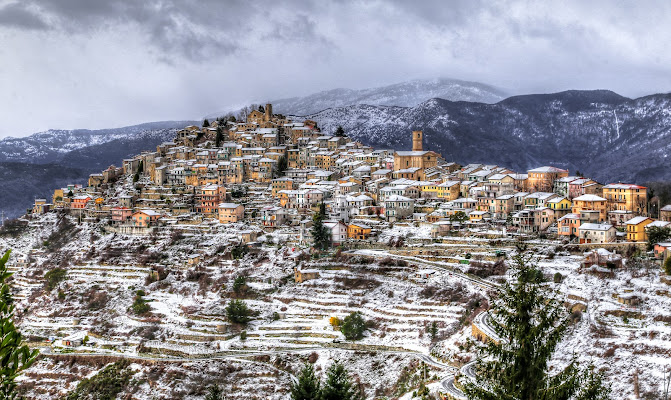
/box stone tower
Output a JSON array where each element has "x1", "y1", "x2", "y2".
[
  {"x1": 264, "y1": 103, "x2": 273, "y2": 122},
  {"x1": 412, "y1": 130, "x2": 423, "y2": 152}
]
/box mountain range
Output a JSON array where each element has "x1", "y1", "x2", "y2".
[
  {"x1": 298, "y1": 90, "x2": 671, "y2": 184},
  {"x1": 0, "y1": 121, "x2": 196, "y2": 219},
  {"x1": 207, "y1": 77, "x2": 508, "y2": 117}
]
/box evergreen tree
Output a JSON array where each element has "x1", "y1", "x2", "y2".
[
  {"x1": 290, "y1": 363, "x2": 321, "y2": 400},
  {"x1": 277, "y1": 156, "x2": 288, "y2": 176},
  {"x1": 138, "y1": 160, "x2": 144, "y2": 174},
  {"x1": 258, "y1": 105, "x2": 265, "y2": 113},
  {"x1": 0, "y1": 250, "x2": 39, "y2": 399},
  {"x1": 450, "y1": 210, "x2": 469, "y2": 224},
  {"x1": 215, "y1": 126, "x2": 224, "y2": 148},
  {"x1": 340, "y1": 311, "x2": 367, "y2": 340},
  {"x1": 226, "y1": 299, "x2": 254, "y2": 325},
  {"x1": 647, "y1": 226, "x2": 671, "y2": 251},
  {"x1": 321, "y1": 361, "x2": 363, "y2": 400},
  {"x1": 464, "y1": 254, "x2": 611, "y2": 400},
  {"x1": 205, "y1": 384, "x2": 224, "y2": 400},
  {"x1": 335, "y1": 126, "x2": 346, "y2": 137},
  {"x1": 203, "y1": 119, "x2": 210, "y2": 127},
  {"x1": 311, "y1": 203, "x2": 331, "y2": 250},
  {"x1": 664, "y1": 256, "x2": 671, "y2": 276}
]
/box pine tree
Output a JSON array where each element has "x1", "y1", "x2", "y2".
[
  {"x1": 0, "y1": 250, "x2": 39, "y2": 399},
  {"x1": 290, "y1": 363, "x2": 321, "y2": 400},
  {"x1": 664, "y1": 256, "x2": 671, "y2": 276},
  {"x1": 335, "y1": 126, "x2": 345, "y2": 137},
  {"x1": 277, "y1": 156, "x2": 288, "y2": 176},
  {"x1": 215, "y1": 126, "x2": 224, "y2": 148},
  {"x1": 321, "y1": 361, "x2": 362, "y2": 400},
  {"x1": 647, "y1": 226, "x2": 671, "y2": 251},
  {"x1": 311, "y1": 203, "x2": 331, "y2": 250},
  {"x1": 464, "y1": 254, "x2": 611, "y2": 400},
  {"x1": 205, "y1": 384, "x2": 224, "y2": 400},
  {"x1": 203, "y1": 119, "x2": 210, "y2": 127}
]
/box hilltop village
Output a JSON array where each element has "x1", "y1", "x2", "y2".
[
  {"x1": 33, "y1": 103, "x2": 671, "y2": 248},
  {"x1": 2, "y1": 104, "x2": 671, "y2": 399}
]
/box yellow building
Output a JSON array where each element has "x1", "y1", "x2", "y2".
[
  {"x1": 603, "y1": 184, "x2": 647, "y2": 215},
  {"x1": 315, "y1": 152, "x2": 336, "y2": 170},
  {"x1": 625, "y1": 216, "x2": 653, "y2": 242},
  {"x1": 271, "y1": 178, "x2": 295, "y2": 197},
  {"x1": 420, "y1": 182, "x2": 440, "y2": 198},
  {"x1": 437, "y1": 181, "x2": 461, "y2": 200},
  {"x1": 548, "y1": 197, "x2": 572, "y2": 212}
]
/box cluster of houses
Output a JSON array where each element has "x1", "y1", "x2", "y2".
[{"x1": 31, "y1": 103, "x2": 671, "y2": 248}]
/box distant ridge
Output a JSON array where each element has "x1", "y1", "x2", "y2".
[
  {"x1": 206, "y1": 77, "x2": 508, "y2": 118},
  {"x1": 298, "y1": 90, "x2": 671, "y2": 184}
]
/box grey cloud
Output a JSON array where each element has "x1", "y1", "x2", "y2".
[{"x1": 0, "y1": 2, "x2": 48, "y2": 30}]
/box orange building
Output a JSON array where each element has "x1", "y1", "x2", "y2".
[
  {"x1": 347, "y1": 222, "x2": 372, "y2": 240},
  {"x1": 218, "y1": 203, "x2": 244, "y2": 224},
  {"x1": 571, "y1": 194, "x2": 608, "y2": 222},
  {"x1": 527, "y1": 166, "x2": 569, "y2": 192},
  {"x1": 132, "y1": 210, "x2": 162, "y2": 227}
]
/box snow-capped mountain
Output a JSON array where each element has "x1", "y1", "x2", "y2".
[
  {"x1": 0, "y1": 121, "x2": 195, "y2": 165},
  {"x1": 0, "y1": 121, "x2": 197, "y2": 219},
  {"x1": 300, "y1": 90, "x2": 671, "y2": 183},
  {"x1": 207, "y1": 77, "x2": 508, "y2": 118}
]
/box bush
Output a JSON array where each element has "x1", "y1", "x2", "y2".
[
  {"x1": 231, "y1": 244, "x2": 248, "y2": 260},
  {"x1": 131, "y1": 292, "x2": 150, "y2": 315},
  {"x1": 44, "y1": 268, "x2": 67, "y2": 291},
  {"x1": 0, "y1": 218, "x2": 29, "y2": 238},
  {"x1": 64, "y1": 360, "x2": 133, "y2": 400},
  {"x1": 341, "y1": 311, "x2": 367, "y2": 340},
  {"x1": 553, "y1": 272, "x2": 563, "y2": 283},
  {"x1": 233, "y1": 276, "x2": 246, "y2": 294},
  {"x1": 466, "y1": 260, "x2": 507, "y2": 278},
  {"x1": 87, "y1": 289, "x2": 109, "y2": 310}
]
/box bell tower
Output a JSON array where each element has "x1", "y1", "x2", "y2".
[
  {"x1": 264, "y1": 103, "x2": 273, "y2": 122},
  {"x1": 412, "y1": 130, "x2": 423, "y2": 151}
]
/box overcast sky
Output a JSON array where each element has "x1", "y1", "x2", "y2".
[{"x1": 1, "y1": 0, "x2": 670, "y2": 138}]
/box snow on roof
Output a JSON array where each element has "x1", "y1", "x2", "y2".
[
  {"x1": 349, "y1": 221, "x2": 371, "y2": 229},
  {"x1": 395, "y1": 151, "x2": 432, "y2": 156},
  {"x1": 385, "y1": 195, "x2": 413, "y2": 202},
  {"x1": 219, "y1": 203, "x2": 242, "y2": 209},
  {"x1": 625, "y1": 216, "x2": 651, "y2": 225},
  {"x1": 573, "y1": 194, "x2": 607, "y2": 202},
  {"x1": 136, "y1": 209, "x2": 161, "y2": 216},
  {"x1": 558, "y1": 213, "x2": 580, "y2": 221},
  {"x1": 579, "y1": 223, "x2": 613, "y2": 231},
  {"x1": 647, "y1": 220, "x2": 670, "y2": 228},
  {"x1": 603, "y1": 183, "x2": 646, "y2": 189},
  {"x1": 527, "y1": 166, "x2": 568, "y2": 173}
]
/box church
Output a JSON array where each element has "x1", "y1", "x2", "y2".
[{"x1": 393, "y1": 130, "x2": 440, "y2": 180}]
